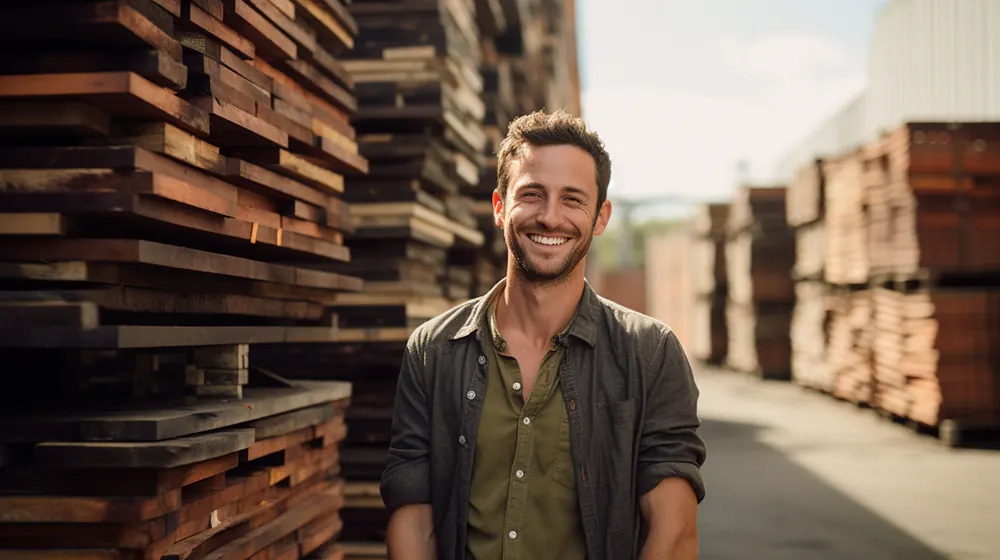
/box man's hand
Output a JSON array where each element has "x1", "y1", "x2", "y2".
[
  {"x1": 639, "y1": 477, "x2": 699, "y2": 560},
  {"x1": 387, "y1": 503, "x2": 437, "y2": 560}
]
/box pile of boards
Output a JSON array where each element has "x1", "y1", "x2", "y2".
[
  {"x1": 0, "y1": 0, "x2": 369, "y2": 556},
  {"x1": 688, "y1": 203, "x2": 729, "y2": 366},
  {"x1": 786, "y1": 121, "x2": 1000, "y2": 442},
  {"x1": 724, "y1": 186, "x2": 795, "y2": 380}
]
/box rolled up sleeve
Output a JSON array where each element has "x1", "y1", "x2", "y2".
[
  {"x1": 636, "y1": 330, "x2": 707, "y2": 503},
  {"x1": 380, "y1": 340, "x2": 432, "y2": 514}
]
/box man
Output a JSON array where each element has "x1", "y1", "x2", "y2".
[{"x1": 381, "y1": 110, "x2": 707, "y2": 559}]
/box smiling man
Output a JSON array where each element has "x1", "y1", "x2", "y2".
[{"x1": 381, "y1": 110, "x2": 707, "y2": 559}]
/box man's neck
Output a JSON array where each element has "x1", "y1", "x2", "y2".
[{"x1": 495, "y1": 263, "x2": 586, "y2": 347}]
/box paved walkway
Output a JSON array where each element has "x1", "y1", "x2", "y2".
[{"x1": 694, "y1": 368, "x2": 1000, "y2": 560}]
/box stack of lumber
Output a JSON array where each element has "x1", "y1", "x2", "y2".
[
  {"x1": 786, "y1": 158, "x2": 833, "y2": 391},
  {"x1": 0, "y1": 0, "x2": 367, "y2": 556},
  {"x1": 689, "y1": 203, "x2": 730, "y2": 366},
  {"x1": 823, "y1": 149, "x2": 868, "y2": 285},
  {"x1": 725, "y1": 186, "x2": 795, "y2": 380},
  {"x1": 827, "y1": 287, "x2": 875, "y2": 404},
  {"x1": 0, "y1": 377, "x2": 352, "y2": 559},
  {"x1": 333, "y1": 0, "x2": 488, "y2": 327},
  {"x1": 0, "y1": 0, "x2": 370, "y2": 353},
  {"x1": 863, "y1": 122, "x2": 1000, "y2": 430}
]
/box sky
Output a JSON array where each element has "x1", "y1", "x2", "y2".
[{"x1": 576, "y1": 0, "x2": 888, "y2": 221}]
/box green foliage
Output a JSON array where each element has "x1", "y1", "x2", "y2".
[{"x1": 592, "y1": 218, "x2": 683, "y2": 271}]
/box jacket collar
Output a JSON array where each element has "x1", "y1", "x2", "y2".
[{"x1": 450, "y1": 277, "x2": 599, "y2": 347}]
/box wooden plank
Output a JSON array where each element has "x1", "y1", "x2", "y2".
[
  {"x1": 112, "y1": 122, "x2": 227, "y2": 176},
  {"x1": 227, "y1": 148, "x2": 344, "y2": 193},
  {"x1": 0, "y1": 325, "x2": 345, "y2": 349},
  {"x1": 0, "y1": 381, "x2": 350, "y2": 442},
  {"x1": 191, "y1": 0, "x2": 225, "y2": 19},
  {"x1": 184, "y1": 51, "x2": 272, "y2": 106},
  {"x1": 283, "y1": 58, "x2": 356, "y2": 112},
  {"x1": 193, "y1": 96, "x2": 289, "y2": 148},
  {"x1": 0, "y1": 101, "x2": 109, "y2": 139},
  {"x1": 0, "y1": 50, "x2": 187, "y2": 90},
  {"x1": 34, "y1": 429, "x2": 255, "y2": 469},
  {"x1": 180, "y1": 4, "x2": 257, "y2": 60},
  {"x1": 256, "y1": 102, "x2": 316, "y2": 146},
  {"x1": 0, "y1": 238, "x2": 356, "y2": 287},
  {"x1": 281, "y1": 199, "x2": 325, "y2": 223},
  {"x1": 224, "y1": 158, "x2": 328, "y2": 207},
  {"x1": 0, "y1": 517, "x2": 171, "y2": 549},
  {"x1": 0, "y1": 490, "x2": 180, "y2": 523},
  {"x1": 0, "y1": 301, "x2": 98, "y2": 328},
  {"x1": 152, "y1": 0, "x2": 183, "y2": 16},
  {"x1": 177, "y1": 32, "x2": 273, "y2": 92},
  {"x1": 245, "y1": 402, "x2": 335, "y2": 439},
  {"x1": 0, "y1": 552, "x2": 126, "y2": 560},
  {"x1": 293, "y1": 0, "x2": 354, "y2": 51},
  {"x1": 0, "y1": 72, "x2": 210, "y2": 137},
  {"x1": 0, "y1": 287, "x2": 322, "y2": 320},
  {"x1": 0, "y1": 1, "x2": 183, "y2": 62},
  {"x1": 250, "y1": 59, "x2": 352, "y2": 135},
  {"x1": 0, "y1": 213, "x2": 66, "y2": 235},
  {"x1": 245, "y1": 0, "x2": 318, "y2": 55},
  {"x1": 221, "y1": 0, "x2": 298, "y2": 60}
]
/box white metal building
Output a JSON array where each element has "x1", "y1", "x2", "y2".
[{"x1": 775, "y1": 0, "x2": 1000, "y2": 179}]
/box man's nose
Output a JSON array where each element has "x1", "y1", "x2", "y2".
[{"x1": 536, "y1": 197, "x2": 562, "y2": 228}]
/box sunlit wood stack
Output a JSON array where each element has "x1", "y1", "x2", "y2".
[
  {"x1": 689, "y1": 203, "x2": 729, "y2": 366},
  {"x1": 826, "y1": 287, "x2": 875, "y2": 404},
  {"x1": 725, "y1": 186, "x2": 795, "y2": 380},
  {"x1": 0, "y1": 0, "x2": 368, "y2": 555},
  {"x1": 786, "y1": 158, "x2": 833, "y2": 391},
  {"x1": 823, "y1": 149, "x2": 869, "y2": 285},
  {"x1": 863, "y1": 122, "x2": 1000, "y2": 431}
]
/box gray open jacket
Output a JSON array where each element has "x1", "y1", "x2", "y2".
[{"x1": 380, "y1": 280, "x2": 707, "y2": 559}]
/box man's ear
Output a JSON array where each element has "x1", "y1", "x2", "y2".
[
  {"x1": 593, "y1": 199, "x2": 613, "y2": 236},
  {"x1": 492, "y1": 189, "x2": 504, "y2": 228}
]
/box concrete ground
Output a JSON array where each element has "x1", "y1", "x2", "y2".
[{"x1": 694, "y1": 368, "x2": 1000, "y2": 560}]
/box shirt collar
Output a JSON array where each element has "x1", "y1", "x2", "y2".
[{"x1": 450, "y1": 277, "x2": 599, "y2": 347}]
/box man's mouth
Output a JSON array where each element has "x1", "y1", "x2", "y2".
[{"x1": 527, "y1": 233, "x2": 570, "y2": 246}]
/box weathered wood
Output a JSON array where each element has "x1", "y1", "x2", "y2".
[
  {"x1": 0, "y1": 50, "x2": 187, "y2": 90},
  {"x1": 224, "y1": 158, "x2": 328, "y2": 207},
  {"x1": 179, "y1": 4, "x2": 257, "y2": 60},
  {"x1": 0, "y1": 490, "x2": 180, "y2": 523},
  {"x1": 111, "y1": 122, "x2": 227, "y2": 176},
  {"x1": 0, "y1": 213, "x2": 66, "y2": 235},
  {"x1": 0, "y1": 301, "x2": 99, "y2": 328},
  {"x1": 221, "y1": 0, "x2": 298, "y2": 60},
  {"x1": 177, "y1": 32, "x2": 274, "y2": 92},
  {"x1": 0, "y1": 101, "x2": 110, "y2": 139},
  {"x1": 192, "y1": 96, "x2": 289, "y2": 148},
  {"x1": 34, "y1": 429, "x2": 255, "y2": 469},
  {"x1": 0, "y1": 72, "x2": 210, "y2": 137},
  {"x1": 0, "y1": 381, "x2": 350, "y2": 442},
  {"x1": 0, "y1": 1, "x2": 184, "y2": 62},
  {"x1": 227, "y1": 147, "x2": 346, "y2": 193}
]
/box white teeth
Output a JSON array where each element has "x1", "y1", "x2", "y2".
[{"x1": 528, "y1": 234, "x2": 569, "y2": 246}]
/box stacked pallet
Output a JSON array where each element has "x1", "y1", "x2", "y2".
[
  {"x1": 0, "y1": 375, "x2": 352, "y2": 559},
  {"x1": 725, "y1": 186, "x2": 795, "y2": 380},
  {"x1": 786, "y1": 158, "x2": 833, "y2": 391},
  {"x1": 864, "y1": 122, "x2": 1000, "y2": 431},
  {"x1": 827, "y1": 287, "x2": 875, "y2": 404},
  {"x1": 0, "y1": 0, "x2": 366, "y2": 555},
  {"x1": 689, "y1": 203, "x2": 730, "y2": 366}
]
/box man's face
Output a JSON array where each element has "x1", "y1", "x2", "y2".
[{"x1": 493, "y1": 144, "x2": 612, "y2": 283}]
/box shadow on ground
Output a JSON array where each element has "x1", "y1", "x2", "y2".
[{"x1": 697, "y1": 418, "x2": 948, "y2": 560}]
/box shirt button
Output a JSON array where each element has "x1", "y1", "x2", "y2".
[
  {"x1": 522, "y1": 417, "x2": 531, "y2": 425},
  {"x1": 466, "y1": 390, "x2": 476, "y2": 400},
  {"x1": 459, "y1": 435, "x2": 466, "y2": 445},
  {"x1": 512, "y1": 382, "x2": 521, "y2": 391},
  {"x1": 508, "y1": 530, "x2": 517, "y2": 539},
  {"x1": 478, "y1": 356, "x2": 486, "y2": 365},
  {"x1": 515, "y1": 469, "x2": 524, "y2": 479}
]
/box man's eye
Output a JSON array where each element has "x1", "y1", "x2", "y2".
[{"x1": 523, "y1": 192, "x2": 540, "y2": 198}]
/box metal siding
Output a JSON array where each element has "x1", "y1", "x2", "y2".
[{"x1": 777, "y1": 0, "x2": 1000, "y2": 179}]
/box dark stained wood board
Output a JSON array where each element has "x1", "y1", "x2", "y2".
[
  {"x1": 0, "y1": 50, "x2": 188, "y2": 90},
  {"x1": 0, "y1": 238, "x2": 357, "y2": 288},
  {"x1": 178, "y1": 3, "x2": 257, "y2": 60},
  {"x1": 0, "y1": 490, "x2": 181, "y2": 523},
  {"x1": 34, "y1": 429, "x2": 255, "y2": 469},
  {"x1": 177, "y1": 31, "x2": 273, "y2": 92},
  {"x1": 0, "y1": 72, "x2": 210, "y2": 138},
  {"x1": 0, "y1": 1, "x2": 184, "y2": 62},
  {"x1": 220, "y1": 0, "x2": 298, "y2": 60},
  {"x1": 0, "y1": 381, "x2": 351, "y2": 442},
  {"x1": 0, "y1": 101, "x2": 111, "y2": 141},
  {"x1": 0, "y1": 324, "x2": 344, "y2": 349}
]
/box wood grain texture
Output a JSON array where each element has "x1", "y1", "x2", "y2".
[{"x1": 34, "y1": 429, "x2": 255, "y2": 469}]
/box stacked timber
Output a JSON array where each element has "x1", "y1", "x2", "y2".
[
  {"x1": 0, "y1": 0, "x2": 366, "y2": 556},
  {"x1": 827, "y1": 286, "x2": 875, "y2": 404},
  {"x1": 786, "y1": 158, "x2": 833, "y2": 391},
  {"x1": 0, "y1": 379, "x2": 352, "y2": 559},
  {"x1": 725, "y1": 186, "x2": 795, "y2": 380},
  {"x1": 689, "y1": 203, "x2": 730, "y2": 366},
  {"x1": 864, "y1": 122, "x2": 1000, "y2": 433}
]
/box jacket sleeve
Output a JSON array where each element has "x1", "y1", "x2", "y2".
[
  {"x1": 636, "y1": 330, "x2": 707, "y2": 502},
  {"x1": 380, "y1": 338, "x2": 433, "y2": 514}
]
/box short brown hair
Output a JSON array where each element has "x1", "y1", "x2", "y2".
[{"x1": 496, "y1": 110, "x2": 612, "y2": 211}]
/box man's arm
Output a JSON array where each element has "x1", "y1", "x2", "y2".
[
  {"x1": 639, "y1": 478, "x2": 699, "y2": 559},
  {"x1": 636, "y1": 330, "x2": 707, "y2": 559},
  {"x1": 381, "y1": 342, "x2": 436, "y2": 559}
]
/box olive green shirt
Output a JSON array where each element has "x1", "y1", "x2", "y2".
[{"x1": 465, "y1": 295, "x2": 587, "y2": 560}]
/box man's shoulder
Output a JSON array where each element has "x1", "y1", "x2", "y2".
[
  {"x1": 405, "y1": 295, "x2": 484, "y2": 351},
  {"x1": 593, "y1": 293, "x2": 677, "y2": 347}
]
